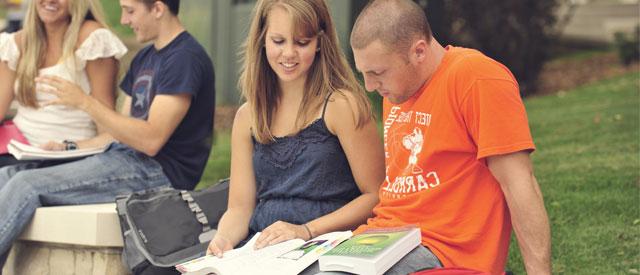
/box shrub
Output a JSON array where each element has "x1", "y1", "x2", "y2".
[
  {"x1": 614, "y1": 26, "x2": 640, "y2": 66},
  {"x1": 420, "y1": 0, "x2": 561, "y2": 96}
]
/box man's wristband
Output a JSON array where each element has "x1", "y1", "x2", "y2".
[{"x1": 62, "y1": 140, "x2": 78, "y2": 151}]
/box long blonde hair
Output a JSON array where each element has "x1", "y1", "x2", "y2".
[
  {"x1": 16, "y1": 0, "x2": 108, "y2": 108},
  {"x1": 240, "y1": 0, "x2": 373, "y2": 144}
]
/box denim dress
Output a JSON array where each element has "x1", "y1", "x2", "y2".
[{"x1": 248, "y1": 96, "x2": 361, "y2": 234}]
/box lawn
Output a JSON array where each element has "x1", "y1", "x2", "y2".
[
  {"x1": 506, "y1": 72, "x2": 639, "y2": 274},
  {"x1": 198, "y1": 131, "x2": 232, "y2": 188},
  {"x1": 197, "y1": 72, "x2": 640, "y2": 274}
]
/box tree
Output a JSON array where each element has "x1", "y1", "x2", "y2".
[{"x1": 420, "y1": 0, "x2": 561, "y2": 96}]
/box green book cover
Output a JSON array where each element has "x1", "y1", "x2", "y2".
[{"x1": 324, "y1": 230, "x2": 410, "y2": 258}]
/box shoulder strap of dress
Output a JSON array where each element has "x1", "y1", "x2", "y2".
[{"x1": 321, "y1": 92, "x2": 333, "y2": 119}]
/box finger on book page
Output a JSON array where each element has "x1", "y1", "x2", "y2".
[
  {"x1": 267, "y1": 234, "x2": 292, "y2": 247},
  {"x1": 207, "y1": 236, "x2": 231, "y2": 257}
]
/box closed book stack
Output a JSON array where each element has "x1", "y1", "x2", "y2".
[{"x1": 319, "y1": 226, "x2": 421, "y2": 275}]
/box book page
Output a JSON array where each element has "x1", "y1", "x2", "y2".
[{"x1": 177, "y1": 231, "x2": 352, "y2": 275}]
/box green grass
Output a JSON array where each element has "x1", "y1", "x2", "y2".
[
  {"x1": 196, "y1": 73, "x2": 640, "y2": 273},
  {"x1": 549, "y1": 47, "x2": 614, "y2": 63},
  {"x1": 197, "y1": 131, "x2": 232, "y2": 189},
  {"x1": 100, "y1": 0, "x2": 132, "y2": 37},
  {"x1": 506, "y1": 72, "x2": 640, "y2": 274},
  {"x1": 179, "y1": 1, "x2": 214, "y2": 55}
]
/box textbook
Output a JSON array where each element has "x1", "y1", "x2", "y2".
[
  {"x1": 175, "y1": 231, "x2": 352, "y2": 275},
  {"x1": 318, "y1": 226, "x2": 422, "y2": 275},
  {"x1": 0, "y1": 121, "x2": 28, "y2": 154},
  {"x1": 7, "y1": 139, "x2": 108, "y2": 160}
]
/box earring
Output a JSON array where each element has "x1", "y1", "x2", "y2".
[{"x1": 316, "y1": 48, "x2": 320, "y2": 52}]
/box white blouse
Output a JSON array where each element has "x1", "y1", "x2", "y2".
[{"x1": 0, "y1": 29, "x2": 127, "y2": 146}]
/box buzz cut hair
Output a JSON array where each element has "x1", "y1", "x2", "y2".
[{"x1": 351, "y1": 0, "x2": 432, "y2": 53}]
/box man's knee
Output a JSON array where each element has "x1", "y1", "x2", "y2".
[
  {"x1": 1, "y1": 171, "x2": 40, "y2": 195},
  {"x1": 0, "y1": 162, "x2": 43, "y2": 187},
  {"x1": 0, "y1": 167, "x2": 17, "y2": 186}
]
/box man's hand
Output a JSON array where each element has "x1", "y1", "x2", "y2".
[
  {"x1": 36, "y1": 75, "x2": 90, "y2": 110},
  {"x1": 39, "y1": 141, "x2": 65, "y2": 151}
]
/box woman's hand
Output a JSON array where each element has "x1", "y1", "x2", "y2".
[
  {"x1": 254, "y1": 221, "x2": 310, "y2": 249},
  {"x1": 206, "y1": 234, "x2": 233, "y2": 258},
  {"x1": 39, "y1": 141, "x2": 65, "y2": 151},
  {"x1": 35, "y1": 75, "x2": 89, "y2": 110}
]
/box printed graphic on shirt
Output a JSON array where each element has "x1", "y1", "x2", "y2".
[
  {"x1": 130, "y1": 71, "x2": 154, "y2": 120},
  {"x1": 381, "y1": 106, "x2": 440, "y2": 199},
  {"x1": 402, "y1": 127, "x2": 423, "y2": 174}
]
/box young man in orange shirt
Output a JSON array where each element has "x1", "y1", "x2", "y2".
[{"x1": 347, "y1": 0, "x2": 551, "y2": 274}]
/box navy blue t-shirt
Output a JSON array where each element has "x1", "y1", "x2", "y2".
[{"x1": 120, "y1": 32, "x2": 215, "y2": 190}]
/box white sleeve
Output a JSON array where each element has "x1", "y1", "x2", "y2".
[
  {"x1": 0, "y1": 32, "x2": 20, "y2": 71},
  {"x1": 75, "y1": 28, "x2": 128, "y2": 69}
]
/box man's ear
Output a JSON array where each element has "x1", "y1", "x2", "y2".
[
  {"x1": 411, "y1": 39, "x2": 428, "y2": 64},
  {"x1": 151, "y1": 1, "x2": 166, "y2": 19}
]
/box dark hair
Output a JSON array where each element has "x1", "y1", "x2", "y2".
[{"x1": 141, "y1": 0, "x2": 180, "y2": 15}]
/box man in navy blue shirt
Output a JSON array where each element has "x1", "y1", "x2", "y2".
[
  {"x1": 35, "y1": 0, "x2": 214, "y2": 190},
  {"x1": 0, "y1": 0, "x2": 215, "y2": 269}
]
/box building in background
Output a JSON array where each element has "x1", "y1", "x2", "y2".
[{"x1": 559, "y1": 0, "x2": 639, "y2": 44}]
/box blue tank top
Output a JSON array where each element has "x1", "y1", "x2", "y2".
[{"x1": 249, "y1": 94, "x2": 361, "y2": 233}]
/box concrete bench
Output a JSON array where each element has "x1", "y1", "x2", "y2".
[{"x1": 2, "y1": 204, "x2": 130, "y2": 275}]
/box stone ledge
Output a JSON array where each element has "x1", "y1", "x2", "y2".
[
  {"x1": 3, "y1": 204, "x2": 128, "y2": 275},
  {"x1": 18, "y1": 203, "x2": 123, "y2": 247},
  {"x1": 3, "y1": 242, "x2": 128, "y2": 275}
]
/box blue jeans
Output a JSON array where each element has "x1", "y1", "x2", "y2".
[
  {"x1": 0, "y1": 143, "x2": 172, "y2": 258},
  {"x1": 301, "y1": 245, "x2": 443, "y2": 275}
]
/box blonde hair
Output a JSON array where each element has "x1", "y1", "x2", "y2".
[
  {"x1": 16, "y1": 0, "x2": 108, "y2": 108},
  {"x1": 240, "y1": 0, "x2": 373, "y2": 144}
]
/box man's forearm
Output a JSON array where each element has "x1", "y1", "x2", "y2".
[
  {"x1": 80, "y1": 95, "x2": 162, "y2": 155},
  {"x1": 507, "y1": 176, "x2": 551, "y2": 274},
  {"x1": 488, "y1": 152, "x2": 551, "y2": 274}
]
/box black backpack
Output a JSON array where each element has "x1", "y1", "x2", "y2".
[{"x1": 115, "y1": 178, "x2": 229, "y2": 273}]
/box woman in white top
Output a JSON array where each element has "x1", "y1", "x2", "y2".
[{"x1": 0, "y1": 0, "x2": 126, "y2": 166}]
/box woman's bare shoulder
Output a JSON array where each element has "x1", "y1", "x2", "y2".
[{"x1": 76, "y1": 20, "x2": 105, "y2": 47}]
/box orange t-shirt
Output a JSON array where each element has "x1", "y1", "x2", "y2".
[{"x1": 356, "y1": 46, "x2": 535, "y2": 274}]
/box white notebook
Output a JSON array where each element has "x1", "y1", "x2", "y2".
[{"x1": 8, "y1": 139, "x2": 108, "y2": 160}]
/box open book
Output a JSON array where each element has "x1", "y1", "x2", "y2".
[
  {"x1": 175, "y1": 231, "x2": 352, "y2": 275},
  {"x1": 7, "y1": 139, "x2": 108, "y2": 160},
  {"x1": 319, "y1": 226, "x2": 421, "y2": 275}
]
